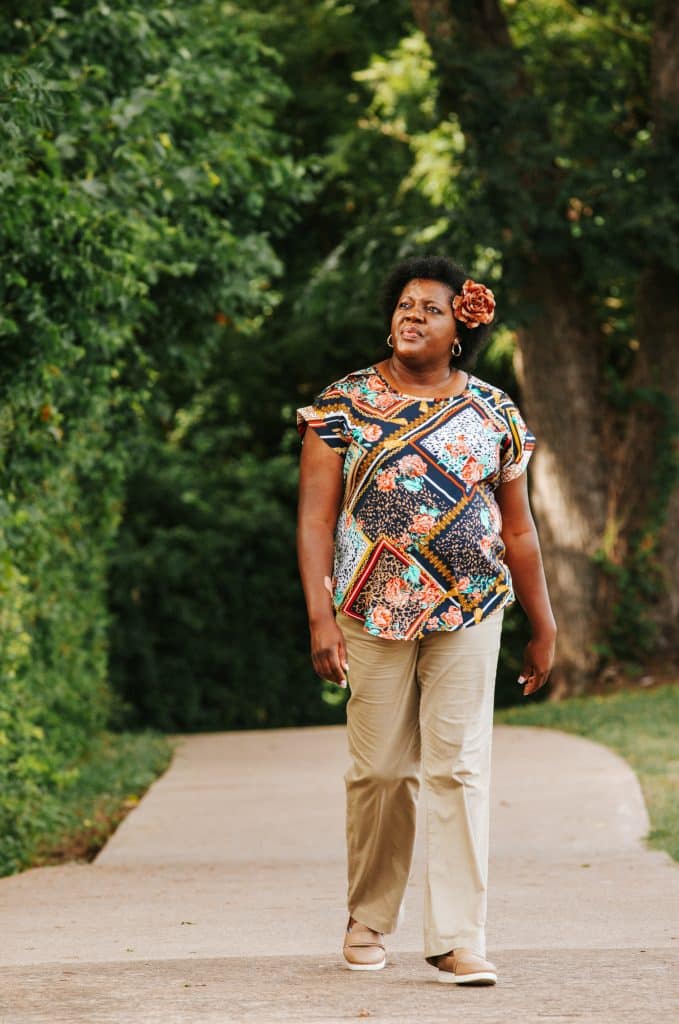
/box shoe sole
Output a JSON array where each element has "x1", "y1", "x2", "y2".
[
  {"x1": 345, "y1": 959, "x2": 387, "y2": 971},
  {"x1": 438, "y1": 970, "x2": 496, "y2": 985}
]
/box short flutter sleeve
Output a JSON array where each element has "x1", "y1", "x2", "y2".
[
  {"x1": 296, "y1": 382, "x2": 352, "y2": 456},
  {"x1": 499, "y1": 400, "x2": 535, "y2": 483}
]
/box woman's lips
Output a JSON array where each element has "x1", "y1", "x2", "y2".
[{"x1": 400, "y1": 326, "x2": 422, "y2": 339}]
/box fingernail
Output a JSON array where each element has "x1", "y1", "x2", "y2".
[
  {"x1": 339, "y1": 680, "x2": 347, "y2": 689},
  {"x1": 517, "y1": 675, "x2": 527, "y2": 684}
]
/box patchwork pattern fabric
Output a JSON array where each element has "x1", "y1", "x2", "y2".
[{"x1": 297, "y1": 366, "x2": 535, "y2": 640}]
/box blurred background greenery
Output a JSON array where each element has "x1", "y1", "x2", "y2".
[{"x1": 0, "y1": 0, "x2": 677, "y2": 874}]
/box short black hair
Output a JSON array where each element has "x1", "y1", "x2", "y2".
[{"x1": 381, "y1": 254, "x2": 494, "y2": 369}]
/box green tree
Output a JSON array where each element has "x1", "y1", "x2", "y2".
[{"x1": 0, "y1": 0, "x2": 308, "y2": 870}]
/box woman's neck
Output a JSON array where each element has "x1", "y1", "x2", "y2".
[{"x1": 377, "y1": 358, "x2": 468, "y2": 399}]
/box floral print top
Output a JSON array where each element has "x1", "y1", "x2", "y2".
[{"x1": 297, "y1": 366, "x2": 535, "y2": 640}]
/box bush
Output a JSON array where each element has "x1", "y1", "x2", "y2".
[
  {"x1": 0, "y1": 1, "x2": 307, "y2": 874},
  {"x1": 109, "y1": 412, "x2": 344, "y2": 729}
]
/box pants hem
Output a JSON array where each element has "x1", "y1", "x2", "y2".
[
  {"x1": 424, "y1": 938, "x2": 486, "y2": 961},
  {"x1": 348, "y1": 907, "x2": 399, "y2": 935}
]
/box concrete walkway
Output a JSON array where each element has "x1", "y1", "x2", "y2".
[{"x1": 0, "y1": 725, "x2": 677, "y2": 1023}]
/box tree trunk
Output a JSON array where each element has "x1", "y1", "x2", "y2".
[
  {"x1": 514, "y1": 268, "x2": 608, "y2": 696},
  {"x1": 634, "y1": 0, "x2": 679, "y2": 657},
  {"x1": 650, "y1": 0, "x2": 679, "y2": 121},
  {"x1": 636, "y1": 268, "x2": 679, "y2": 657}
]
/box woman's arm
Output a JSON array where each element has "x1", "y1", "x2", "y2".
[
  {"x1": 496, "y1": 472, "x2": 557, "y2": 696},
  {"x1": 297, "y1": 427, "x2": 349, "y2": 687}
]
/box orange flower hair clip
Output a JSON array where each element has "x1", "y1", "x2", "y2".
[{"x1": 452, "y1": 279, "x2": 496, "y2": 328}]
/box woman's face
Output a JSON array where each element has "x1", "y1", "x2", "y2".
[{"x1": 390, "y1": 278, "x2": 458, "y2": 364}]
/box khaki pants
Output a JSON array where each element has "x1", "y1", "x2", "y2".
[{"x1": 337, "y1": 610, "x2": 503, "y2": 960}]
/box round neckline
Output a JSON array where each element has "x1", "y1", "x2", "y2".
[{"x1": 370, "y1": 364, "x2": 472, "y2": 404}]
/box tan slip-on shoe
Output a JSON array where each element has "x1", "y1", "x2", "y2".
[
  {"x1": 433, "y1": 948, "x2": 497, "y2": 985},
  {"x1": 343, "y1": 919, "x2": 386, "y2": 971}
]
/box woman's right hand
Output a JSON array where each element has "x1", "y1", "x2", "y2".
[{"x1": 310, "y1": 616, "x2": 349, "y2": 688}]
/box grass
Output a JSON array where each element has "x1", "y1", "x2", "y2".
[
  {"x1": 29, "y1": 730, "x2": 174, "y2": 868},
  {"x1": 496, "y1": 684, "x2": 679, "y2": 862}
]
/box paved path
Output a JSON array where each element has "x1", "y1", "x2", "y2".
[{"x1": 0, "y1": 725, "x2": 677, "y2": 1023}]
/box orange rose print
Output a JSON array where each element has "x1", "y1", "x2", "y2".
[
  {"x1": 440, "y1": 606, "x2": 463, "y2": 628},
  {"x1": 376, "y1": 468, "x2": 398, "y2": 491},
  {"x1": 372, "y1": 605, "x2": 392, "y2": 629},
  {"x1": 385, "y1": 577, "x2": 411, "y2": 607},
  {"x1": 418, "y1": 582, "x2": 441, "y2": 606},
  {"x1": 445, "y1": 435, "x2": 470, "y2": 458},
  {"x1": 410, "y1": 513, "x2": 436, "y2": 534},
  {"x1": 398, "y1": 454, "x2": 427, "y2": 477},
  {"x1": 363, "y1": 423, "x2": 383, "y2": 442},
  {"x1": 461, "y1": 458, "x2": 483, "y2": 484}
]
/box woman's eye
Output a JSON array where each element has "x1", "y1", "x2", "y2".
[
  {"x1": 428, "y1": 306, "x2": 441, "y2": 313},
  {"x1": 399, "y1": 301, "x2": 410, "y2": 308}
]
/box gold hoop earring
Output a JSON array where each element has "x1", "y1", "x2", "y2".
[
  {"x1": 386, "y1": 334, "x2": 393, "y2": 348},
  {"x1": 452, "y1": 340, "x2": 462, "y2": 358}
]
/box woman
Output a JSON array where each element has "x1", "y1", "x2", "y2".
[{"x1": 296, "y1": 255, "x2": 556, "y2": 986}]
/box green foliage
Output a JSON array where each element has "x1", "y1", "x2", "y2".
[
  {"x1": 275, "y1": 0, "x2": 676, "y2": 336},
  {"x1": 26, "y1": 729, "x2": 172, "y2": 868},
  {"x1": 0, "y1": 1, "x2": 308, "y2": 873},
  {"x1": 109, "y1": 436, "x2": 344, "y2": 730}
]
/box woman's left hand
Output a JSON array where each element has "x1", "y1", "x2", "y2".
[{"x1": 518, "y1": 632, "x2": 556, "y2": 696}]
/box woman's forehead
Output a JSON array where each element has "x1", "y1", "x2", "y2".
[{"x1": 398, "y1": 278, "x2": 453, "y2": 300}]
